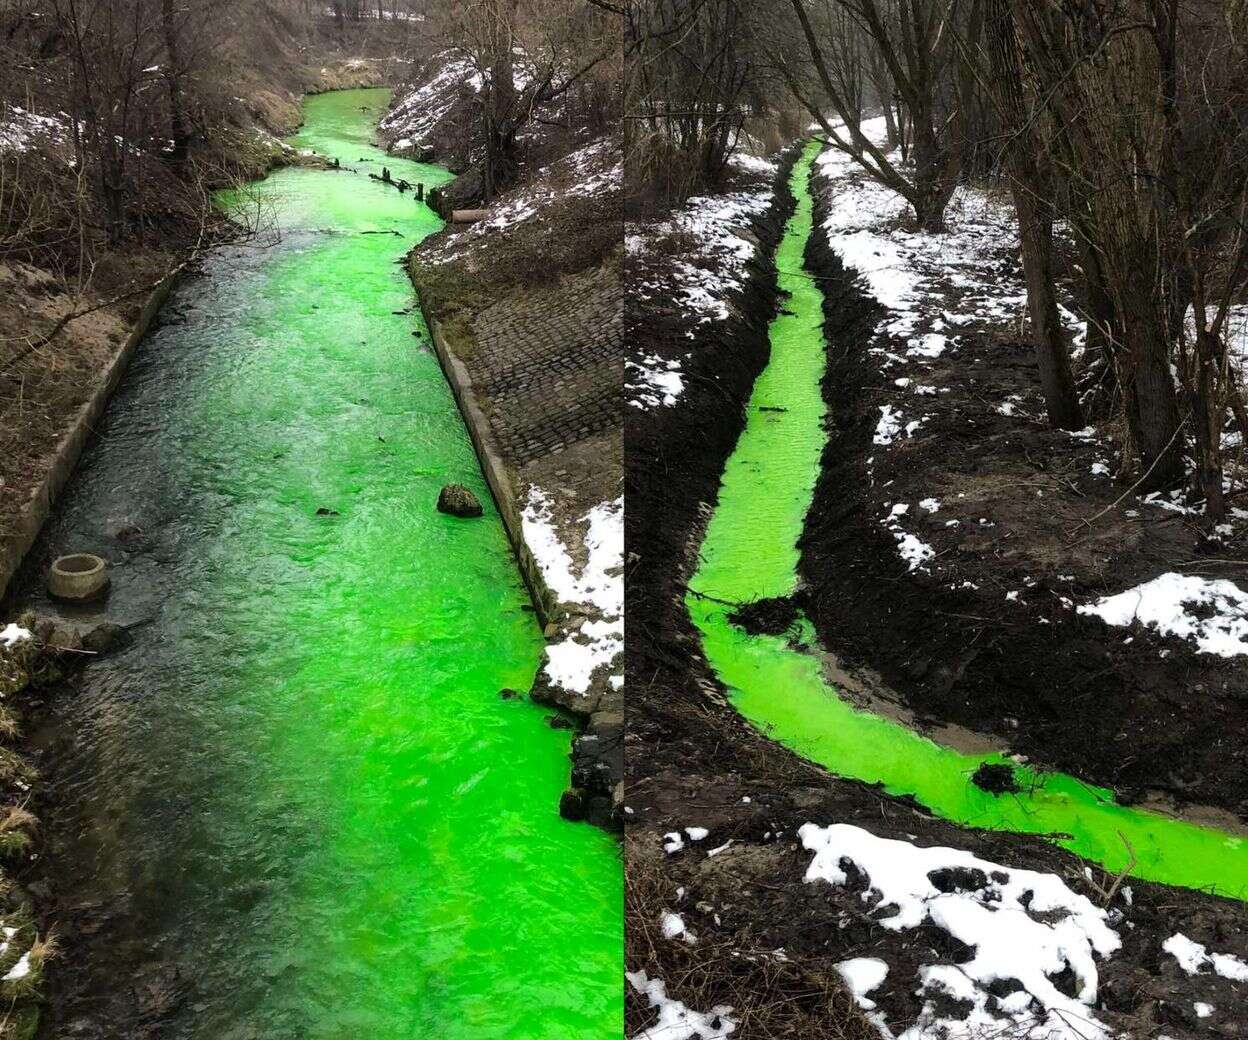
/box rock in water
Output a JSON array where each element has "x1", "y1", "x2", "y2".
[
  {"x1": 437, "y1": 484, "x2": 483, "y2": 518},
  {"x1": 83, "y1": 622, "x2": 131, "y2": 655}
]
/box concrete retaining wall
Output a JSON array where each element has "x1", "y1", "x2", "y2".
[
  {"x1": 421, "y1": 308, "x2": 559, "y2": 631},
  {"x1": 0, "y1": 276, "x2": 179, "y2": 604}
]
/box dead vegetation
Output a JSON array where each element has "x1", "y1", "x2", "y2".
[{"x1": 626, "y1": 841, "x2": 879, "y2": 1040}]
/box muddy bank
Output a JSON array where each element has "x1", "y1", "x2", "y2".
[
  {"x1": 624, "y1": 152, "x2": 1248, "y2": 1037},
  {"x1": 798, "y1": 169, "x2": 1248, "y2": 822}
]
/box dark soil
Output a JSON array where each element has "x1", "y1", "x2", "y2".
[
  {"x1": 970, "y1": 761, "x2": 1021, "y2": 795},
  {"x1": 624, "y1": 152, "x2": 1248, "y2": 1037},
  {"x1": 798, "y1": 172, "x2": 1248, "y2": 821},
  {"x1": 727, "y1": 595, "x2": 801, "y2": 637}
]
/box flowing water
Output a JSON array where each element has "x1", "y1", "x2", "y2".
[
  {"x1": 688, "y1": 139, "x2": 1248, "y2": 900},
  {"x1": 24, "y1": 89, "x2": 621, "y2": 1038}
]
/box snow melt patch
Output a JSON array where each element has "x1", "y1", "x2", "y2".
[
  {"x1": 1077, "y1": 573, "x2": 1248, "y2": 657},
  {"x1": 0, "y1": 625, "x2": 31, "y2": 649},
  {"x1": 522, "y1": 490, "x2": 622, "y2": 694},
  {"x1": 627, "y1": 971, "x2": 736, "y2": 1039},
  {"x1": 0, "y1": 106, "x2": 69, "y2": 154},
  {"x1": 2, "y1": 951, "x2": 30, "y2": 982},
  {"x1": 629, "y1": 184, "x2": 773, "y2": 332},
  {"x1": 1163, "y1": 933, "x2": 1248, "y2": 982},
  {"x1": 800, "y1": 823, "x2": 1120, "y2": 1040},
  {"x1": 836, "y1": 957, "x2": 889, "y2": 1010},
  {"x1": 628, "y1": 354, "x2": 685, "y2": 409}
]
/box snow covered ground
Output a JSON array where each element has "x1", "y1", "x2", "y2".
[
  {"x1": 379, "y1": 51, "x2": 484, "y2": 153},
  {"x1": 812, "y1": 119, "x2": 1050, "y2": 577},
  {"x1": 812, "y1": 121, "x2": 1248, "y2": 648},
  {"x1": 1078, "y1": 572, "x2": 1248, "y2": 657},
  {"x1": 627, "y1": 971, "x2": 737, "y2": 1039},
  {"x1": 419, "y1": 137, "x2": 620, "y2": 267},
  {"x1": 627, "y1": 153, "x2": 779, "y2": 411},
  {"x1": 521, "y1": 488, "x2": 622, "y2": 698},
  {"x1": 801, "y1": 823, "x2": 1120, "y2": 1040},
  {"x1": 0, "y1": 106, "x2": 69, "y2": 155}
]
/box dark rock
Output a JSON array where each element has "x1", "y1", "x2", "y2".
[
  {"x1": 546, "y1": 714, "x2": 575, "y2": 730},
  {"x1": 558, "y1": 788, "x2": 587, "y2": 822},
  {"x1": 82, "y1": 622, "x2": 131, "y2": 655},
  {"x1": 315, "y1": 507, "x2": 340, "y2": 517},
  {"x1": 971, "y1": 762, "x2": 1021, "y2": 795},
  {"x1": 499, "y1": 687, "x2": 522, "y2": 700},
  {"x1": 437, "y1": 484, "x2": 483, "y2": 518}
]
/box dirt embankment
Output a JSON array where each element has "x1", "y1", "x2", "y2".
[
  {"x1": 797, "y1": 168, "x2": 1248, "y2": 822},
  {"x1": 625, "y1": 153, "x2": 1248, "y2": 1038}
]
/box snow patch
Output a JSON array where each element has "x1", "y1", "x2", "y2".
[
  {"x1": 1078, "y1": 573, "x2": 1248, "y2": 657},
  {"x1": 800, "y1": 823, "x2": 1120, "y2": 1040},
  {"x1": 1163, "y1": 933, "x2": 1248, "y2": 981},
  {"x1": 0, "y1": 625, "x2": 31, "y2": 649},
  {"x1": 626, "y1": 971, "x2": 737, "y2": 1039}
]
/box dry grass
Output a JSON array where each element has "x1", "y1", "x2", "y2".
[{"x1": 626, "y1": 841, "x2": 880, "y2": 1040}]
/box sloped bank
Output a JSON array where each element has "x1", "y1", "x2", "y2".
[
  {"x1": 625, "y1": 148, "x2": 1248, "y2": 1038},
  {"x1": 797, "y1": 151, "x2": 1248, "y2": 822}
]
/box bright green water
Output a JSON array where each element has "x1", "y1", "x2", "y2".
[
  {"x1": 688, "y1": 139, "x2": 1248, "y2": 900},
  {"x1": 38, "y1": 90, "x2": 620, "y2": 1037}
]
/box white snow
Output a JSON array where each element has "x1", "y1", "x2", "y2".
[
  {"x1": 874, "y1": 405, "x2": 902, "y2": 445},
  {"x1": 423, "y1": 138, "x2": 620, "y2": 264},
  {"x1": 1077, "y1": 573, "x2": 1248, "y2": 657},
  {"x1": 0, "y1": 625, "x2": 31, "y2": 649},
  {"x1": 626, "y1": 971, "x2": 737, "y2": 1039},
  {"x1": 1195, "y1": 1002, "x2": 1214, "y2": 1018},
  {"x1": 881, "y1": 502, "x2": 934, "y2": 572},
  {"x1": 0, "y1": 106, "x2": 68, "y2": 154},
  {"x1": 1163, "y1": 933, "x2": 1248, "y2": 981},
  {"x1": 629, "y1": 354, "x2": 685, "y2": 409},
  {"x1": 628, "y1": 185, "x2": 773, "y2": 335},
  {"x1": 661, "y1": 911, "x2": 691, "y2": 941},
  {"x1": 522, "y1": 490, "x2": 622, "y2": 615},
  {"x1": 813, "y1": 120, "x2": 1086, "y2": 588},
  {"x1": 2, "y1": 951, "x2": 30, "y2": 982},
  {"x1": 522, "y1": 490, "x2": 622, "y2": 695},
  {"x1": 835, "y1": 957, "x2": 889, "y2": 1009},
  {"x1": 800, "y1": 823, "x2": 1120, "y2": 1040}
]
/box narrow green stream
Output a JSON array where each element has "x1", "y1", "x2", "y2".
[
  {"x1": 35, "y1": 90, "x2": 620, "y2": 1038},
  {"x1": 688, "y1": 140, "x2": 1248, "y2": 900}
]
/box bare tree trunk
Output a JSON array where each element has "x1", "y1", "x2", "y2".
[
  {"x1": 161, "y1": 0, "x2": 190, "y2": 163},
  {"x1": 985, "y1": 0, "x2": 1082, "y2": 428},
  {"x1": 1116, "y1": 284, "x2": 1185, "y2": 490}
]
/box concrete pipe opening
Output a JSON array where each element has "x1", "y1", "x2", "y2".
[{"x1": 48, "y1": 553, "x2": 110, "y2": 603}]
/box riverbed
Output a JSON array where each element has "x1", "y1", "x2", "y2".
[{"x1": 19, "y1": 89, "x2": 621, "y2": 1039}]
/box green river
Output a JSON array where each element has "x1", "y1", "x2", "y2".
[
  {"x1": 31, "y1": 89, "x2": 620, "y2": 1038},
  {"x1": 688, "y1": 139, "x2": 1248, "y2": 901}
]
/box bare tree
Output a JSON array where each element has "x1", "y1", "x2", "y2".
[{"x1": 776, "y1": 0, "x2": 985, "y2": 231}]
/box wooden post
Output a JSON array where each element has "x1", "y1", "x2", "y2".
[{"x1": 416, "y1": 183, "x2": 424, "y2": 201}]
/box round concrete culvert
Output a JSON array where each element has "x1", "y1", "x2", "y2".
[{"x1": 48, "y1": 553, "x2": 110, "y2": 603}]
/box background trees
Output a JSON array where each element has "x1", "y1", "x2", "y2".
[{"x1": 626, "y1": 0, "x2": 1248, "y2": 517}]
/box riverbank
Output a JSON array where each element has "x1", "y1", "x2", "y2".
[
  {"x1": 387, "y1": 63, "x2": 624, "y2": 830},
  {"x1": 625, "y1": 147, "x2": 1248, "y2": 1038},
  {"x1": 0, "y1": 44, "x2": 403, "y2": 607},
  {"x1": 800, "y1": 123, "x2": 1248, "y2": 823}
]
